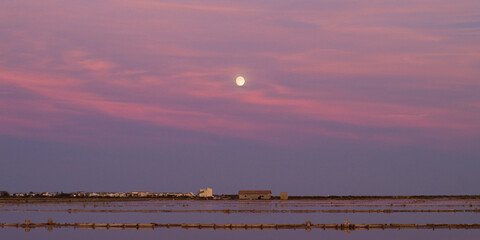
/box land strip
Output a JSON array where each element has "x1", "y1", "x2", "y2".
[
  {"x1": 2, "y1": 220, "x2": 480, "y2": 231},
  {"x1": 2, "y1": 195, "x2": 480, "y2": 204}
]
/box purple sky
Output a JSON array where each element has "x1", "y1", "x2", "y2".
[{"x1": 1, "y1": 0, "x2": 479, "y2": 195}]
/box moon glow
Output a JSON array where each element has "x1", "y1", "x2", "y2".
[{"x1": 235, "y1": 76, "x2": 245, "y2": 86}]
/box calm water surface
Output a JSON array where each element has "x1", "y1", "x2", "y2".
[{"x1": 1, "y1": 199, "x2": 479, "y2": 239}]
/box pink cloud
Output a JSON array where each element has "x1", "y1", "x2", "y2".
[
  {"x1": 2, "y1": 56, "x2": 479, "y2": 147},
  {"x1": 60, "y1": 50, "x2": 115, "y2": 72},
  {"x1": 120, "y1": 0, "x2": 261, "y2": 14},
  {"x1": 1, "y1": 0, "x2": 479, "y2": 147}
]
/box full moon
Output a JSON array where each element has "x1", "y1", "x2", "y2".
[{"x1": 235, "y1": 76, "x2": 245, "y2": 86}]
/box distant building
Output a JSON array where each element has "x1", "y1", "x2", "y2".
[
  {"x1": 280, "y1": 192, "x2": 288, "y2": 200},
  {"x1": 76, "y1": 191, "x2": 86, "y2": 197},
  {"x1": 184, "y1": 192, "x2": 196, "y2": 198},
  {"x1": 87, "y1": 192, "x2": 100, "y2": 197},
  {"x1": 198, "y1": 188, "x2": 213, "y2": 198},
  {"x1": 128, "y1": 191, "x2": 153, "y2": 197},
  {"x1": 238, "y1": 190, "x2": 271, "y2": 200}
]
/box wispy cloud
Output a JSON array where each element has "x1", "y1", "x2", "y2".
[{"x1": 1, "y1": 0, "x2": 479, "y2": 148}]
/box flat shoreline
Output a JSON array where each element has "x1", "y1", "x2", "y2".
[
  {"x1": 2, "y1": 195, "x2": 480, "y2": 203},
  {"x1": 3, "y1": 221, "x2": 480, "y2": 231}
]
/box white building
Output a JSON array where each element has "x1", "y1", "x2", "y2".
[{"x1": 198, "y1": 188, "x2": 213, "y2": 198}]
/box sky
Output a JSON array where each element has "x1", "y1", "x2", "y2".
[{"x1": 1, "y1": 0, "x2": 479, "y2": 195}]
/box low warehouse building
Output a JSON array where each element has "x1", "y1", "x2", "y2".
[{"x1": 238, "y1": 190, "x2": 271, "y2": 200}]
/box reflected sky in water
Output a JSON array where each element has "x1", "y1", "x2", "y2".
[{"x1": 1, "y1": 199, "x2": 479, "y2": 239}]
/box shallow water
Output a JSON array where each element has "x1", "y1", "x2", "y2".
[
  {"x1": 1, "y1": 199, "x2": 479, "y2": 239},
  {"x1": 3, "y1": 228, "x2": 480, "y2": 240}
]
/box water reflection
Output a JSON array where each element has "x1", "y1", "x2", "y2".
[
  {"x1": 2, "y1": 227, "x2": 480, "y2": 240},
  {"x1": 1, "y1": 199, "x2": 479, "y2": 239}
]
